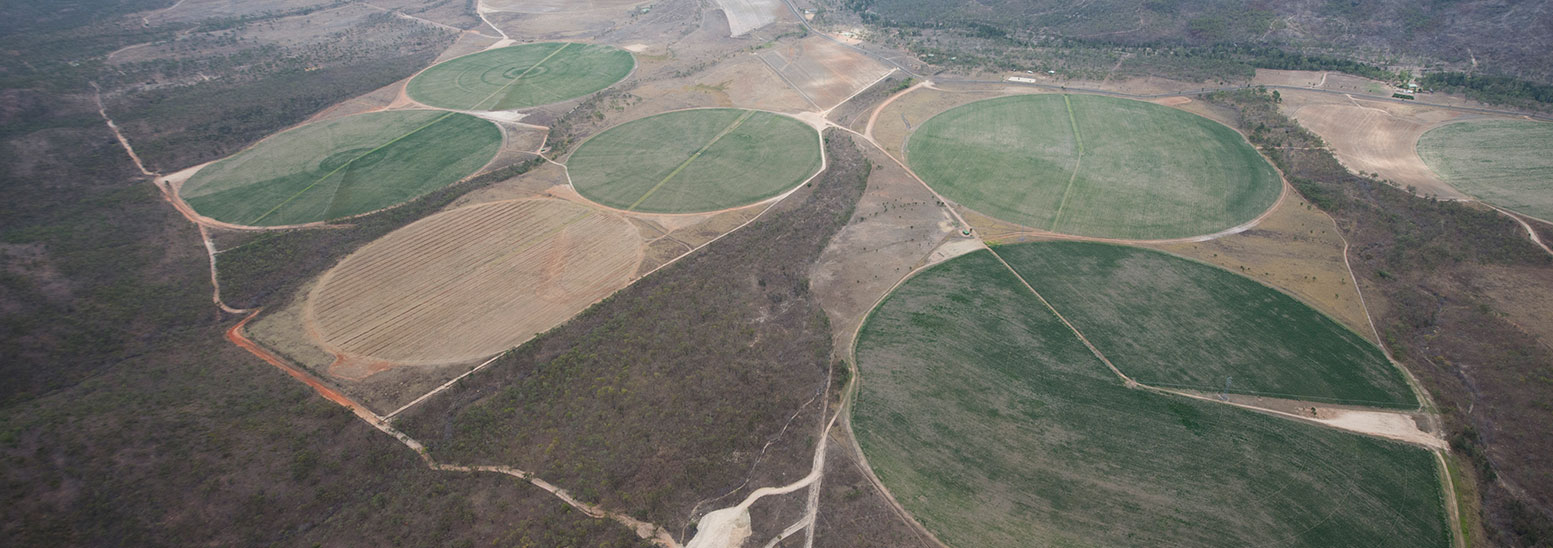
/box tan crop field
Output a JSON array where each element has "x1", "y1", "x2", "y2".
[
  {"x1": 1283, "y1": 92, "x2": 1469, "y2": 199},
  {"x1": 306, "y1": 199, "x2": 641, "y2": 368},
  {"x1": 757, "y1": 36, "x2": 894, "y2": 109}
]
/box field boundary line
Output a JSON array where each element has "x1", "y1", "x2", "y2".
[
  {"x1": 250, "y1": 112, "x2": 456, "y2": 224},
  {"x1": 836, "y1": 242, "x2": 978, "y2": 548},
  {"x1": 470, "y1": 42, "x2": 569, "y2": 110},
  {"x1": 226, "y1": 311, "x2": 678, "y2": 546},
  {"x1": 1049, "y1": 94, "x2": 1085, "y2": 232},
  {"x1": 987, "y1": 247, "x2": 1446, "y2": 448},
  {"x1": 625, "y1": 110, "x2": 757, "y2": 211},
  {"x1": 985, "y1": 247, "x2": 1136, "y2": 386}
]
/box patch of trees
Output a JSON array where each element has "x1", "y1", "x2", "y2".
[
  {"x1": 397, "y1": 133, "x2": 872, "y2": 536},
  {"x1": 1419, "y1": 72, "x2": 1553, "y2": 111},
  {"x1": 1208, "y1": 87, "x2": 1553, "y2": 548}
]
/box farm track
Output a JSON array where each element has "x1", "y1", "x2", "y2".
[
  {"x1": 144, "y1": 0, "x2": 1498, "y2": 542},
  {"x1": 226, "y1": 311, "x2": 679, "y2": 546},
  {"x1": 984, "y1": 246, "x2": 1442, "y2": 447}
]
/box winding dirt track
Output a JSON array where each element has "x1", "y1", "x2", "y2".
[{"x1": 227, "y1": 310, "x2": 680, "y2": 546}]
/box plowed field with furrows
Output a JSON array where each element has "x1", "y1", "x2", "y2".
[{"x1": 307, "y1": 199, "x2": 640, "y2": 365}]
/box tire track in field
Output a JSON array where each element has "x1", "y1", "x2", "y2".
[
  {"x1": 1048, "y1": 94, "x2": 1085, "y2": 232},
  {"x1": 226, "y1": 311, "x2": 678, "y2": 546},
  {"x1": 626, "y1": 110, "x2": 758, "y2": 211},
  {"x1": 250, "y1": 112, "x2": 456, "y2": 225}
]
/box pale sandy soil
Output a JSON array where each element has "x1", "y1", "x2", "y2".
[
  {"x1": 756, "y1": 36, "x2": 894, "y2": 110},
  {"x1": 810, "y1": 144, "x2": 956, "y2": 349},
  {"x1": 711, "y1": 0, "x2": 786, "y2": 36},
  {"x1": 306, "y1": 198, "x2": 642, "y2": 369},
  {"x1": 677, "y1": 55, "x2": 814, "y2": 112},
  {"x1": 1283, "y1": 90, "x2": 1472, "y2": 200}
]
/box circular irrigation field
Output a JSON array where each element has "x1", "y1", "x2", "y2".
[
  {"x1": 851, "y1": 245, "x2": 1446, "y2": 547},
  {"x1": 180, "y1": 110, "x2": 501, "y2": 227},
  {"x1": 906, "y1": 94, "x2": 1282, "y2": 240},
  {"x1": 406, "y1": 42, "x2": 634, "y2": 111},
  {"x1": 567, "y1": 108, "x2": 823, "y2": 213},
  {"x1": 1418, "y1": 119, "x2": 1553, "y2": 221},
  {"x1": 307, "y1": 199, "x2": 641, "y2": 366}
]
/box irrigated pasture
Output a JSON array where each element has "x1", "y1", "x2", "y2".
[
  {"x1": 180, "y1": 110, "x2": 500, "y2": 226},
  {"x1": 1418, "y1": 119, "x2": 1553, "y2": 221},
  {"x1": 999, "y1": 241, "x2": 1416, "y2": 407},
  {"x1": 406, "y1": 42, "x2": 634, "y2": 110},
  {"x1": 853, "y1": 250, "x2": 1448, "y2": 548},
  {"x1": 906, "y1": 94, "x2": 1281, "y2": 239},
  {"x1": 567, "y1": 108, "x2": 822, "y2": 213},
  {"x1": 307, "y1": 199, "x2": 640, "y2": 366}
]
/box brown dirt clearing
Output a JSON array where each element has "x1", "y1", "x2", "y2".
[
  {"x1": 1283, "y1": 91, "x2": 1472, "y2": 200},
  {"x1": 756, "y1": 36, "x2": 895, "y2": 111},
  {"x1": 811, "y1": 144, "x2": 957, "y2": 350}
]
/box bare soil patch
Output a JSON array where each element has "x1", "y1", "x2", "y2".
[
  {"x1": 1283, "y1": 91, "x2": 1471, "y2": 200},
  {"x1": 306, "y1": 198, "x2": 641, "y2": 368},
  {"x1": 448, "y1": 160, "x2": 570, "y2": 208},
  {"x1": 1151, "y1": 196, "x2": 1376, "y2": 339},
  {"x1": 756, "y1": 36, "x2": 894, "y2": 110},
  {"x1": 712, "y1": 0, "x2": 787, "y2": 36},
  {"x1": 679, "y1": 55, "x2": 814, "y2": 112},
  {"x1": 811, "y1": 144, "x2": 955, "y2": 349}
]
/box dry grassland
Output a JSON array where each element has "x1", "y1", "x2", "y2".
[
  {"x1": 811, "y1": 144, "x2": 955, "y2": 347},
  {"x1": 307, "y1": 199, "x2": 641, "y2": 368},
  {"x1": 631, "y1": 207, "x2": 765, "y2": 276},
  {"x1": 448, "y1": 160, "x2": 571, "y2": 208},
  {"x1": 678, "y1": 55, "x2": 814, "y2": 112},
  {"x1": 483, "y1": 0, "x2": 642, "y2": 14},
  {"x1": 1471, "y1": 264, "x2": 1553, "y2": 349},
  {"x1": 712, "y1": 0, "x2": 787, "y2": 36},
  {"x1": 1151, "y1": 196, "x2": 1375, "y2": 338},
  {"x1": 484, "y1": 0, "x2": 700, "y2": 41},
  {"x1": 757, "y1": 36, "x2": 894, "y2": 109},
  {"x1": 1283, "y1": 91, "x2": 1470, "y2": 199},
  {"x1": 143, "y1": 0, "x2": 344, "y2": 24},
  {"x1": 114, "y1": 4, "x2": 376, "y2": 64}
]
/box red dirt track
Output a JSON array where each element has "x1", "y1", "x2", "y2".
[{"x1": 226, "y1": 311, "x2": 380, "y2": 421}]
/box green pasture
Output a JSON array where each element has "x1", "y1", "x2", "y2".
[
  {"x1": 180, "y1": 110, "x2": 501, "y2": 226},
  {"x1": 406, "y1": 42, "x2": 634, "y2": 110},
  {"x1": 905, "y1": 94, "x2": 1281, "y2": 239},
  {"x1": 852, "y1": 249, "x2": 1449, "y2": 547},
  {"x1": 566, "y1": 109, "x2": 822, "y2": 213},
  {"x1": 997, "y1": 241, "x2": 1417, "y2": 407},
  {"x1": 1418, "y1": 119, "x2": 1553, "y2": 221}
]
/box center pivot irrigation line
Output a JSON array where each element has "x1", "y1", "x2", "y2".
[
  {"x1": 625, "y1": 110, "x2": 757, "y2": 211},
  {"x1": 1049, "y1": 94, "x2": 1086, "y2": 231},
  {"x1": 469, "y1": 42, "x2": 571, "y2": 111},
  {"x1": 250, "y1": 112, "x2": 456, "y2": 224}
]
